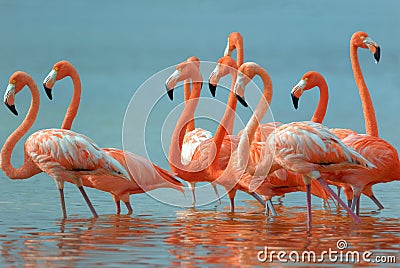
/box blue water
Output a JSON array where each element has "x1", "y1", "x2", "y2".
[{"x1": 0, "y1": 1, "x2": 399, "y2": 266}]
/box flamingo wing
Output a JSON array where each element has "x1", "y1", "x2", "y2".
[
  {"x1": 26, "y1": 129, "x2": 130, "y2": 180},
  {"x1": 270, "y1": 121, "x2": 374, "y2": 174},
  {"x1": 103, "y1": 148, "x2": 184, "y2": 193},
  {"x1": 181, "y1": 128, "x2": 212, "y2": 165}
]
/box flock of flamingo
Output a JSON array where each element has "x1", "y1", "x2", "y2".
[{"x1": 1, "y1": 31, "x2": 398, "y2": 231}]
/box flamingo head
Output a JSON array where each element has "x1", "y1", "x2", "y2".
[
  {"x1": 208, "y1": 56, "x2": 238, "y2": 97},
  {"x1": 234, "y1": 62, "x2": 262, "y2": 107},
  {"x1": 291, "y1": 71, "x2": 326, "y2": 109},
  {"x1": 165, "y1": 59, "x2": 202, "y2": 101},
  {"x1": 4, "y1": 71, "x2": 33, "y2": 116},
  {"x1": 224, "y1": 32, "x2": 243, "y2": 57},
  {"x1": 43, "y1": 60, "x2": 75, "y2": 100},
  {"x1": 351, "y1": 31, "x2": 380, "y2": 63}
]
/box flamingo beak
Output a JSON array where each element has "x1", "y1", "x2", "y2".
[
  {"x1": 234, "y1": 73, "x2": 248, "y2": 107},
  {"x1": 5, "y1": 103, "x2": 18, "y2": 116},
  {"x1": 4, "y1": 83, "x2": 18, "y2": 116},
  {"x1": 165, "y1": 69, "x2": 181, "y2": 101},
  {"x1": 291, "y1": 79, "x2": 306, "y2": 109},
  {"x1": 224, "y1": 38, "x2": 232, "y2": 56},
  {"x1": 363, "y1": 37, "x2": 380, "y2": 63},
  {"x1": 43, "y1": 69, "x2": 58, "y2": 100},
  {"x1": 208, "y1": 64, "x2": 220, "y2": 97},
  {"x1": 291, "y1": 93, "x2": 299, "y2": 110}
]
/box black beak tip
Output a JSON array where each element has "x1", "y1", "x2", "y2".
[
  {"x1": 208, "y1": 82, "x2": 217, "y2": 97},
  {"x1": 166, "y1": 84, "x2": 174, "y2": 101},
  {"x1": 236, "y1": 94, "x2": 248, "y2": 107},
  {"x1": 291, "y1": 93, "x2": 299, "y2": 110},
  {"x1": 374, "y1": 46, "x2": 380, "y2": 63},
  {"x1": 44, "y1": 85, "x2": 53, "y2": 100},
  {"x1": 5, "y1": 103, "x2": 18, "y2": 116}
]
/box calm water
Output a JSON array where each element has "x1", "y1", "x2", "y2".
[{"x1": 1, "y1": 0, "x2": 399, "y2": 266}]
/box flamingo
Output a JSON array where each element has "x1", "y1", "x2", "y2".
[
  {"x1": 209, "y1": 59, "x2": 330, "y2": 214},
  {"x1": 165, "y1": 57, "x2": 264, "y2": 211},
  {"x1": 290, "y1": 71, "x2": 385, "y2": 210},
  {"x1": 42, "y1": 60, "x2": 185, "y2": 214},
  {"x1": 176, "y1": 56, "x2": 221, "y2": 206},
  {"x1": 291, "y1": 32, "x2": 392, "y2": 213},
  {"x1": 213, "y1": 62, "x2": 374, "y2": 231},
  {"x1": 2, "y1": 71, "x2": 130, "y2": 218}
]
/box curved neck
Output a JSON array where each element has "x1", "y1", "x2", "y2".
[
  {"x1": 169, "y1": 79, "x2": 202, "y2": 171},
  {"x1": 238, "y1": 68, "x2": 272, "y2": 166},
  {"x1": 311, "y1": 79, "x2": 328, "y2": 124},
  {"x1": 61, "y1": 67, "x2": 81, "y2": 130},
  {"x1": 1, "y1": 80, "x2": 42, "y2": 179},
  {"x1": 235, "y1": 40, "x2": 244, "y2": 67},
  {"x1": 183, "y1": 79, "x2": 195, "y2": 132},
  {"x1": 212, "y1": 71, "x2": 238, "y2": 162},
  {"x1": 350, "y1": 43, "x2": 378, "y2": 137}
]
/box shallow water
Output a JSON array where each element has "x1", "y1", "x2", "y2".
[{"x1": 1, "y1": 0, "x2": 399, "y2": 267}]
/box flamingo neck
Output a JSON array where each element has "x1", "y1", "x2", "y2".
[
  {"x1": 169, "y1": 79, "x2": 202, "y2": 171},
  {"x1": 212, "y1": 71, "x2": 238, "y2": 166},
  {"x1": 61, "y1": 67, "x2": 81, "y2": 130},
  {"x1": 238, "y1": 67, "x2": 273, "y2": 166},
  {"x1": 183, "y1": 79, "x2": 195, "y2": 132},
  {"x1": 235, "y1": 40, "x2": 244, "y2": 67},
  {"x1": 311, "y1": 78, "x2": 328, "y2": 124},
  {"x1": 350, "y1": 43, "x2": 378, "y2": 137},
  {"x1": 1, "y1": 79, "x2": 42, "y2": 179}
]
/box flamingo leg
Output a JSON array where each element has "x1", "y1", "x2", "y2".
[
  {"x1": 115, "y1": 200, "x2": 121, "y2": 215},
  {"x1": 188, "y1": 182, "x2": 196, "y2": 207},
  {"x1": 78, "y1": 186, "x2": 98, "y2": 218},
  {"x1": 211, "y1": 183, "x2": 221, "y2": 204},
  {"x1": 58, "y1": 188, "x2": 67, "y2": 219},
  {"x1": 351, "y1": 195, "x2": 359, "y2": 212},
  {"x1": 267, "y1": 199, "x2": 277, "y2": 216},
  {"x1": 356, "y1": 197, "x2": 360, "y2": 215},
  {"x1": 317, "y1": 178, "x2": 362, "y2": 223},
  {"x1": 230, "y1": 197, "x2": 235, "y2": 212},
  {"x1": 347, "y1": 199, "x2": 352, "y2": 208},
  {"x1": 337, "y1": 186, "x2": 341, "y2": 197},
  {"x1": 125, "y1": 202, "x2": 133, "y2": 215},
  {"x1": 369, "y1": 195, "x2": 384, "y2": 210},
  {"x1": 306, "y1": 184, "x2": 312, "y2": 232},
  {"x1": 250, "y1": 192, "x2": 266, "y2": 206},
  {"x1": 265, "y1": 203, "x2": 270, "y2": 216}
]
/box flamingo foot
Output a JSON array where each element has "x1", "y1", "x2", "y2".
[
  {"x1": 267, "y1": 199, "x2": 277, "y2": 216},
  {"x1": 306, "y1": 184, "x2": 312, "y2": 232},
  {"x1": 317, "y1": 178, "x2": 362, "y2": 223},
  {"x1": 59, "y1": 188, "x2": 67, "y2": 219},
  {"x1": 369, "y1": 195, "x2": 384, "y2": 210},
  {"x1": 78, "y1": 186, "x2": 98, "y2": 218},
  {"x1": 125, "y1": 202, "x2": 133, "y2": 215}
]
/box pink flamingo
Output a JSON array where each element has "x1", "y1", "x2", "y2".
[
  {"x1": 176, "y1": 56, "x2": 222, "y2": 206},
  {"x1": 223, "y1": 32, "x2": 244, "y2": 67},
  {"x1": 42, "y1": 60, "x2": 184, "y2": 214},
  {"x1": 291, "y1": 71, "x2": 385, "y2": 210},
  {"x1": 214, "y1": 62, "x2": 373, "y2": 231},
  {"x1": 291, "y1": 32, "x2": 393, "y2": 214},
  {"x1": 2, "y1": 71, "x2": 130, "y2": 218}
]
